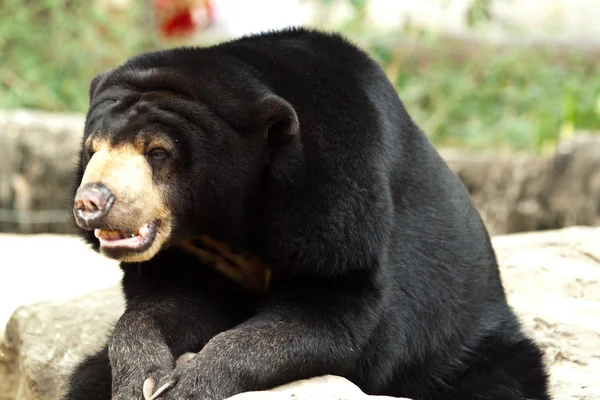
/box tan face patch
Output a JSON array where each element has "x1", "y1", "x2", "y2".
[
  {"x1": 79, "y1": 135, "x2": 173, "y2": 262},
  {"x1": 179, "y1": 235, "x2": 272, "y2": 293}
]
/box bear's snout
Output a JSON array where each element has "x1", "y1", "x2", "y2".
[{"x1": 73, "y1": 182, "x2": 115, "y2": 229}]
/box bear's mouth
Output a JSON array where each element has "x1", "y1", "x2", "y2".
[{"x1": 94, "y1": 221, "x2": 159, "y2": 258}]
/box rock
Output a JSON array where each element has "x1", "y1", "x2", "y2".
[
  {"x1": 228, "y1": 375, "x2": 404, "y2": 400},
  {"x1": 0, "y1": 233, "x2": 121, "y2": 339},
  {"x1": 0, "y1": 110, "x2": 83, "y2": 234},
  {"x1": 0, "y1": 233, "x2": 120, "y2": 400},
  {"x1": 441, "y1": 134, "x2": 600, "y2": 235},
  {"x1": 2, "y1": 109, "x2": 600, "y2": 236},
  {"x1": 0, "y1": 286, "x2": 124, "y2": 400},
  {"x1": 494, "y1": 226, "x2": 600, "y2": 400}
]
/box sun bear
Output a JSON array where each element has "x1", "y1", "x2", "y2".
[{"x1": 62, "y1": 27, "x2": 550, "y2": 400}]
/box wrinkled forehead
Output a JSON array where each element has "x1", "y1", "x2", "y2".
[
  {"x1": 86, "y1": 57, "x2": 272, "y2": 136},
  {"x1": 84, "y1": 68, "x2": 195, "y2": 151},
  {"x1": 83, "y1": 91, "x2": 182, "y2": 153}
]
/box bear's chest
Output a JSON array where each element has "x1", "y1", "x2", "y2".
[{"x1": 178, "y1": 235, "x2": 271, "y2": 293}]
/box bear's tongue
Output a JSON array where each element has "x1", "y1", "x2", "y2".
[{"x1": 94, "y1": 224, "x2": 152, "y2": 247}]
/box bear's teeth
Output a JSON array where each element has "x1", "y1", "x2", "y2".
[
  {"x1": 138, "y1": 224, "x2": 150, "y2": 238},
  {"x1": 94, "y1": 227, "x2": 144, "y2": 241},
  {"x1": 95, "y1": 229, "x2": 126, "y2": 240},
  {"x1": 106, "y1": 230, "x2": 123, "y2": 240}
]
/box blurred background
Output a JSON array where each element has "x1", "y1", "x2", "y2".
[
  {"x1": 2, "y1": 5, "x2": 599, "y2": 398},
  {"x1": 1, "y1": 0, "x2": 599, "y2": 236},
  {"x1": 0, "y1": 5, "x2": 600, "y2": 400}
]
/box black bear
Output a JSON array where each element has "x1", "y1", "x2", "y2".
[{"x1": 63, "y1": 27, "x2": 550, "y2": 400}]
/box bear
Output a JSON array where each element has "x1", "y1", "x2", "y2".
[{"x1": 62, "y1": 27, "x2": 550, "y2": 400}]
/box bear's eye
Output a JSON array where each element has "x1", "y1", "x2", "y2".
[{"x1": 147, "y1": 148, "x2": 169, "y2": 164}]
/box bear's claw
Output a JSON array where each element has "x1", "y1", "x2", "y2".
[
  {"x1": 143, "y1": 377, "x2": 155, "y2": 400},
  {"x1": 144, "y1": 380, "x2": 176, "y2": 400}
]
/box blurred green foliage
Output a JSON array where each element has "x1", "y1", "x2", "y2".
[
  {"x1": 366, "y1": 36, "x2": 600, "y2": 153},
  {"x1": 1, "y1": 0, "x2": 599, "y2": 153},
  {"x1": 0, "y1": 0, "x2": 156, "y2": 112}
]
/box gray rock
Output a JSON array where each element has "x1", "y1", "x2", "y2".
[
  {"x1": 1, "y1": 286, "x2": 124, "y2": 400},
  {"x1": 228, "y1": 375, "x2": 405, "y2": 399},
  {"x1": 1, "y1": 227, "x2": 599, "y2": 399},
  {"x1": 0, "y1": 232, "x2": 120, "y2": 400},
  {"x1": 0, "y1": 233, "x2": 121, "y2": 341},
  {"x1": 494, "y1": 226, "x2": 600, "y2": 400},
  {"x1": 0, "y1": 110, "x2": 83, "y2": 234},
  {"x1": 440, "y1": 134, "x2": 600, "y2": 235}
]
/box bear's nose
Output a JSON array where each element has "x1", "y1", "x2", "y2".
[{"x1": 73, "y1": 183, "x2": 115, "y2": 229}]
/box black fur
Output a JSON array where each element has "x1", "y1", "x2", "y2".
[{"x1": 63, "y1": 28, "x2": 550, "y2": 400}]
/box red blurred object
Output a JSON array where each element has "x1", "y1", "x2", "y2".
[
  {"x1": 154, "y1": 0, "x2": 214, "y2": 38},
  {"x1": 161, "y1": 8, "x2": 196, "y2": 37}
]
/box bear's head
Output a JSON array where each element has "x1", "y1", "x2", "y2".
[{"x1": 72, "y1": 50, "x2": 300, "y2": 263}]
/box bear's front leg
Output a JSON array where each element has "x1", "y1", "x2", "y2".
[
  {"x1": 108, "y1": 264, "x2": 256, "y2": 400},
  {"x1": 156, "y1": 285, "x2": 380, "y2": 400},
  {"x1": 108, "y1": 307, "x2": 176, "y2": 400}
]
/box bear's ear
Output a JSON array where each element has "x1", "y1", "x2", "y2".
[
  {"x1": 254, "y1": 94, "x2": 300, "y2": 145},
  {"x1": 89, "y1": 71, "x2": 108, "y2": 101}
]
